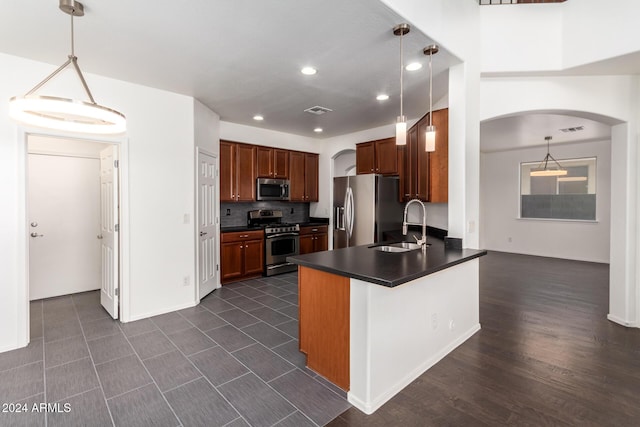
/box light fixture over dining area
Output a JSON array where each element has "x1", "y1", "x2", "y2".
[
  {"x1": 8, "y1": 0, "x2": 126, "y2": 135},
  {"x1": 530, "y1": 136, "x2": 567, "y2": 176}
]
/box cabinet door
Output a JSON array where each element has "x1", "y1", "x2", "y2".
[
  {"x1": 429, "y1": 108, "x2": 448, "y2": 203},
  {"x1": 289, "y1": 151, "x2": 306, "y2": 201},
  {"x1": 221, "y1": 241, "x2": 243, "y2": 282},
  {"x1": 403, "y1": 125, "x2": 419, "y2": 201},
  {"x1": 356, "y1": 142, "x2": 375, "y2": 174},
  {"x1": 315, "y1": 233, "x2": 328, "y2": 252},
  {"x1": 220, "y1": 141, "x2": 236, "y2": 202},
  {"x1": 416, "y1": 116, "x2": 430, "y2": 201},
  {"x1": 305, "y1": 153, "x2": 319, "y2": 202},
  {"x1": 256, "y1": 146, "x2": 273, "y2": 178},
  {"x1": 273, "y1": 149, "x2": 290, "y2": 179},
  {"x1": 299, "y1": 234, "x2": 314, "y2": 255},
  {"x1": 375, "y1": 138, "x2": 398, "y2": 175},
  {"x1": 243, "y1": 239, "x2": 264, "y2": 276},
  {"x1": 236, "y1": 144, "x2": 256, "y2": 201}
]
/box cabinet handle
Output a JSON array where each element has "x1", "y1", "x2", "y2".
[
  {"x1": 240, "y1": 245, "x2": 243, "y2": 249},
  {"x1": 370, "y1": 168, "x2": 373, "y2": 172},
  {"x1": 311, "y1": 228, "x2": 318, "y2": 232}
]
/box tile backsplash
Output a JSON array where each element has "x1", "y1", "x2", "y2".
[{"x1": 220, "y1": 201, "x2": 310, "y2": 227}]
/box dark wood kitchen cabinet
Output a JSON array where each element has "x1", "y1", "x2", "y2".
[
  {"x1": 220, "y1": 230, "x2": 264, "y2": 283},
  {"x1": 220, "y1": 140, "x2": 256, "y2": 202},
  {"x1": 399, "y1": 108, "x2": 448, "y2": 202},
  {"x1": 356, "y1": 137, "x2": 398, "y2": 175},
  {"x1": 256, "y1": 146, "x2": 289, "y2": 179},
  {"x1": 299, "y1": 225, "x2": 328, "y2": 255},
  {"x1": 290, "y1": 151, "x2": 318, "y2": 202}
]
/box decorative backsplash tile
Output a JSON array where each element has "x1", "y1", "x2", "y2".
[{"x1": 220, "y1": 201, "x2": 310, "y2": 227}]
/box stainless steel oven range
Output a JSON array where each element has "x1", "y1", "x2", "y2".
[{"x1": 247, "y1": 209, "x2": 299, "y2": 276}]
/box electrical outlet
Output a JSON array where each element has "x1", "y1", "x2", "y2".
[
  {"x1": 290, "y1": 208, "x2": 294, "y2": 214},
  {"x1": 226, "y1": 208, "x2": 231, "y2": 216},
  {"x1": 449, "y1": 320, "x2": 455, "y2": 331},
  {"x1": 183, "y1": 276, "x2": 190, "y2": 287},
  {"x1": 431, "y1": 313, "x2": 438, "y2": 330},
  {"x1": 508, "y1": 236, "x2": 512, "y2": 243},
  {"x1": 183, "y1": 213, "x2": 190, "y2": 224}
]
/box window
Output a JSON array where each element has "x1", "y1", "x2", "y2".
[{"x1": 520, "y1": 157, "x2": 596, "y2": 220}]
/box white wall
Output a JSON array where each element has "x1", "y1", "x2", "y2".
[
  {"x1": 0, "y1": 52, "x2": 208, "y2": 351},
  {"x1": 481, "y1": 140, "x2": 611, "y2": 263}
]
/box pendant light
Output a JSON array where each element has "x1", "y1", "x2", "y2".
[
  {"x1": 393, "y1": 23, "x2": 410, "y2": 146},
  {"x1": 423, "y1": 44, "x2": 439, "y2": 152},
  {"x1": 530, "y1": 136, "x2": 567, "y2": 176},
  {"x1": 8, "y1": 0, "x2": 126, "y2": 135}
]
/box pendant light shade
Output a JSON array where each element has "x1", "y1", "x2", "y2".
[
  {"x1": 423, "y1": 45, "x2": 438, "y2": 152},
  {"x1": 8, "y1": 0, "x2": 126, "y2": 135},
  {"x1": 393, "y1": 24, "x2": 410, "y2": 146},
  {"x1": 530, "y1": 136, "x2": 567, "y2": 176}
]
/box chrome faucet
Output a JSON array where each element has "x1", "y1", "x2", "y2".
[{"x1": 403, "y1": 199, "x2": 427, "y2": 249}]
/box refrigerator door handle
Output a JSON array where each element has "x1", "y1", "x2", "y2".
[
  {"x1": 344, "y1": 188, "x2": 351, "y2": 238},
  {"x1": 347, "y1": 187, "x2": 355, "y2": 238}
]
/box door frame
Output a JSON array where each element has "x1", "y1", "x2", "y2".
[
  {"x1": 195, "y1": 148, "x2": 221, "y2": 301},
  {"x1": 16, "y1": 127, "x2": 130, "y2": 347}
]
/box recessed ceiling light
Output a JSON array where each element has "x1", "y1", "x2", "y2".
[
  {"x1": 405, "y1": 62, "x2": 422, "y2": 71},
  {"x1": 376, "y1": 94, "x2": 389, "y2": 101},
  {"x1": 301, "y1": 67, "x2": 317, "y2": 75},
  {"x1": 314, "y1": 127, "x2": 323, "y2": 133},
  {"x1": 253, "y1": 115, "x2": 264, "y2": 121}
]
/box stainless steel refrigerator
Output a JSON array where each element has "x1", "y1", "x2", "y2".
[{"x1": 333, "y1": 175, "x2": 403, "y2": 249}]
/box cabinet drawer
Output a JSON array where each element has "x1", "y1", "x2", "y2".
[
  {"x1": 300, "y1": 225, "x2": 328, "y2": 235},
  {"x1": 221, "y1": 230, "x2": 264, "y2": 243}
]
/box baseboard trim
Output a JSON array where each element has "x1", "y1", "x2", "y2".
[
  {"x1": 607, "y1": 314, "x2": 638, "y2": 328},
  {"x1": 125, "y1": 301, "x2": 198, "y2": 323}
]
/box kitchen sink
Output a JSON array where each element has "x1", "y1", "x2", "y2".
[{"x1": 370, "y1": 242, "x2": 429, "y2": 253}]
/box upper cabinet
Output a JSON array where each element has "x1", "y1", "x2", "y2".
[
  {"x1": 220, "y1": 140, "x2": 256, "y2": 202},
  {"x1": 399, "y1": 108, "x2": 448, "y2": 203},
  {"x1": 256, "y1": 147, "x2": 289, "y2": 179},
  {"x1": 356, "y1": 137, "x2": 398, "y2": 175},
  {"x1": 290, "y1": 151, "x2": 319, "y2": 202}
]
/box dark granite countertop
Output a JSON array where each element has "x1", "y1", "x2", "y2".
[
  {"x1": 220, "y1": 226, "x2": 264, "y2": 233},
  {"x1": 287, "y1": 238, "x2": 487, "y2": 288}
]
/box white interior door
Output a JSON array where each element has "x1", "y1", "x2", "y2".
[
  {"x1": 198, "y1": 152, "x2": 218, "y2": 299},
  {"x1": 28, "y1": 154, "x2": 101, "y2": 300},
  {"x1": 100, "y1": 145, "x2": 119, "y2": 319}
]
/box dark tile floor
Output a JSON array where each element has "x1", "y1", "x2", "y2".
[{"x1": 0, "y1": 272, "x2": 350, "y2": 427}]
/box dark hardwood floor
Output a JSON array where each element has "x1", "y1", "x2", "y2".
[{"x1": 328, "y1": 251, "x2": 640, "y2": 426}]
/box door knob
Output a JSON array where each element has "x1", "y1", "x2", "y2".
[
  {"x1": 97, "y1": 234, "x2": 103, "y2": 239},
  {"x1": 30, "y1": 232, "x2": 44, "y2": 238},
  {"x1": 200, "y1": 231, "x2": 208, "y2": 236},
  {"x1": 30, "y1": 222, "x2": 38, "y2": 227}
]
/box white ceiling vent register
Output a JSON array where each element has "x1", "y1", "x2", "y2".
[
  {"x1": 560, "y1": 126, "x2": 584, "y2": 133},
  {"x1": 304, "y1": 106, "x2": 333, "y2": 115}
]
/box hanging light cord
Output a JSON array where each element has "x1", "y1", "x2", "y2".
[
  {"x1": 428, "y1": 50, "x2": 433, "y2": 127},
  {"x1": 399, "y1": 30, "x2": 404, "y2": 118},
  {"x1": 23, "y1": 5, "x2": 96, "y2": 104},
  {"x1": 537, "y1": 137, "x2": 564, "y2": 171}
]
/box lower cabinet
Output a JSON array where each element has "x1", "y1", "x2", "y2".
[
  {"x1": 299, "y1": 225, "x2": 328, "y2": 255},
  {"x1": 221, "y1": 230, "x2": 264, "y2": 284}
]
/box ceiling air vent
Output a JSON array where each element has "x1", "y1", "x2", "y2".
[
  {"x1": 304, "y1": 105, "x2": 333, "y2": 115},
  {"x1": 559, "y1": 126, "x2": 584, "y2": 133}
]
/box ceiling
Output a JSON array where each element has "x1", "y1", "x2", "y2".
[
  {"x1": 0, "y1": 0, "x2": 461, "y2": 139},
  {"x1": 480, "y1": 113, "x2": 612, "y2": 152}
]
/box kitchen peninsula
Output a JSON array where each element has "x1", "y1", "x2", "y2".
[{"x1": 288, "y1": 238, "x2": 486, "y2": 414}]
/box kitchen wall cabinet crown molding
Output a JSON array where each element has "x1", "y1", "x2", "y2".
[
  {"x1": 220, "y1": 230, "x2": 264, "y2": 283},
  {"x1": 356, "y1": 137, "x2": 398, "y2": 175}
]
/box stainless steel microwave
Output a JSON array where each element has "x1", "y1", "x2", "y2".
[{"x1": 256, "y1": 178, "x2": 290, "y2": 201}]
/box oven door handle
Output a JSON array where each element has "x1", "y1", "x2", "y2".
[{"x1": 266, "y1": 232, "x2": 299, "y2": 239}]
